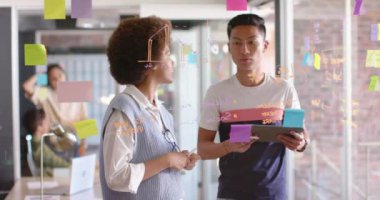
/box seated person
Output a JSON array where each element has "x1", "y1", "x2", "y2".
[{"x1": 22, "y1": 108, "x2": 71, "y2": 176}]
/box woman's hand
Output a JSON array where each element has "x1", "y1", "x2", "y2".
[
  {"x1": 181, "y1": 150, "x2": 201, "y2": 170},
  {"x1": 166, "y1": 152, "x2": 189, "y2": 170}
]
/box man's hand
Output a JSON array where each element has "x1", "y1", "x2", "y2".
[
  {"x1": 222, "y1": 136, "x2": 259, "y2": 153},
  {"x1": 277, "y1": 131, "x2": 306, "y2": 151}
]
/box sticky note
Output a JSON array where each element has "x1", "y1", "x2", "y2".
[
  {"x1": 283, "y1": 109, "x2": 304, "y2": 128},
  {"x1": 365, "y1": 50, "x2": 380, "y2": 68},
  {"x1": 304, "y1": 36, "x2": 310, "y2": 51},
  {"x1": 57, "y1": 81, "x2": 93, "y2": 102},
  {"x1": 44, "y1": 0, "x2": 66, "y2": 20},
  {"x1": 314, "y1": 53, "x2": 321, "y2": 70},
  {"x1": 182, "y1": 44, "x2": 192, "y2": 55},
  {"x1": 188, "y1": 53, "x2": 197, "y2": 64},
  {"x1": 73, "y1": 119, "x2": 98, "y2": 139},
  {"x1": 36, "y1": 87, "x2": 49, "y2": 100},
  {"x1": 371, "y1": 24, "x2": 378, "y2": 41},
  {"x1": 229, "y1": 124, "x2": 251, "y2": 143},
  {"x1": 226, "y1": 0, "x2": 247, "y2": 11},
  {"x1": 24, "y1": 44, "x2": 47, "y2": 66},
  {"x1": 353, "y1": 0, "x2": 363, "y2": 15},
  {"x1": 302, "y1": 53, "x2": 309, "y2": 67},
  {"x1": 368, "y1": 75, "x2": 379, "y2": 92},
  {"x1": 36, "y1": 74, "x2": 48, "y2": 86},
  {"x1": 71, "y1": 0, "x2": 92, "y2": 18}
]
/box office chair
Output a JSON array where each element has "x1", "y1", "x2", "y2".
[{"x1": 26, "y1": 134, "x2": 39, "y2": 176}]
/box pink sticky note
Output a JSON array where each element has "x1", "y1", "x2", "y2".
[
  {"x1": 229, "y1": 124, "x2": 251, "y2": 143},
  {"x1": 227, "y1": 0, "x2": 247, "y2": 11},
  {"x1": 57, "y1": 81, "x2": 93, "y2": 102},
  {"x1": 71, "y1": 0, "x2": 92, "y2": 18},
  {"x1": 353, "y1": 0, "x2": 363, "y2": 15}
]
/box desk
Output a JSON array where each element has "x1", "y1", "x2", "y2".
[{"x1": 5, "y1": 177, "x2": 102, "y2": 200}]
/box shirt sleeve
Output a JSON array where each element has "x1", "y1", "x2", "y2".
[
  {"x1": 102, "y1": 110, "x2": 145, "y2": 193},
  {"x1": 199, "y1": 86, "x2": 221, "y2": 131},
  {"x1": 284, "y1": 82, "x2": 301, "y2": 109},
  {"x1": 33, "y1": 141, "x2": 70, "y2": 168},
  {"x1": 28, "y1": 86, "x2": 43, "y2": 106}
]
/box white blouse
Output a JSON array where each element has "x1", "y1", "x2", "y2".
[{"x1": 102, "y1": 85, "x2": 164, "y2": 193}]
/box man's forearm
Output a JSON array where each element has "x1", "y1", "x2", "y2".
[{"x1": 198, "y1": 141, "x2": 229, "y2": 160}]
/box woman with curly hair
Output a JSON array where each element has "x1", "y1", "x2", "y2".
[{"x1": 99, "y1": 16, "x2": 200, "y2": 200}]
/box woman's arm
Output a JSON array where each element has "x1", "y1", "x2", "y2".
[
  {"x1": 22, "y1": 74, "x2": 37, "y2": 99},
  {"x1": 103, "y1": 110, "x2": 188, "y2": 193}
]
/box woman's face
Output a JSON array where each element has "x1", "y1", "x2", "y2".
[
  {"x1": 155, "y1": 45, "x2": 174, "y2": 84},
  {"x1": 48, "y1": 68, "x2": 66, "y2": 90}
]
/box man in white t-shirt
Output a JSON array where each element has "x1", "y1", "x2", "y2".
[{"x1": 197, "y1": 14, "x2": 310, "y2": 200}]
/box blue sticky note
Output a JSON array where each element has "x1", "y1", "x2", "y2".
[
  {"x1": 302, "y1": 53, "x2": 309, "y2": 67},
  {"x1": 229, "y1": 124, "x2": 251, "y2": 143},
  {"x1": 188, "y1": 53, "x2": 197, "y2": 64},
  {"x1": 283, "y1": 109, "x2": 305, "y2": 128},
  {"x1": 36, "y1": 74, "x2": 48, "y2": 86}
]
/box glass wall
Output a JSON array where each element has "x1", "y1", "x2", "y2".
[{"x1": 292, "y1": 0, "x2": 380, "y2": 199}]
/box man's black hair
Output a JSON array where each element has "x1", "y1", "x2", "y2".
[
  {"x1": 22, "y1": 108, "x2": 46, "y2": 134},
  {"x1": 227, "y1": 14, "x2": 266, "y2": 39}
]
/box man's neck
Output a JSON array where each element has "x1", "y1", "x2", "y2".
[{"x1": 236, "y1": 70, "x2": 265, "y2": 87}]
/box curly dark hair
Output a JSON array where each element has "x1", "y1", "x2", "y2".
[{"x1": 107, "y1": 16, "x2": 172, "y2": 85}]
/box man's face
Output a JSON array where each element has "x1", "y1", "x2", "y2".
[{"x1": 228, "y1": 25, "x2": 268, "y2": 71}]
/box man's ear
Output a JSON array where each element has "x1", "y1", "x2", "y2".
[
  {"x1": 228, "y1": 42, "x2": 231, "y2": 53},
  {"x1": 263, "y1": 40, "x2": 269, "y2": 52}
]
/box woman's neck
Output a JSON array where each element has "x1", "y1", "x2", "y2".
[{"x1": 136, "y1": 81, "x2": 158, "y2": 105}]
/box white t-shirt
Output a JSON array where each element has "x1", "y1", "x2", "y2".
[
  {"x1": 199, "y1": 74, "x2": 301, "y2": 131},
  {"x1": 30, "y1": 86, "x2": 87, "y2": 127}
]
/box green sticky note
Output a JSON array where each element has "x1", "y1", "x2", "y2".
[
  {"x1": 368, "y1": 75, "x2": 379, "y2": 92},
  {"x1": 44, "y1": 0, "x2": 66, "y2": 20},
  {"x1": 73, "y1": 119, "x2": 98, "y2": 139},
  {"x1": 24, "y1": 44, "x2": 47, "y2": 66}
]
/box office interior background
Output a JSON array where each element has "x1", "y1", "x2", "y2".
[{"x1": 0, "y1": 0, "x2": 379, "y2": 199}]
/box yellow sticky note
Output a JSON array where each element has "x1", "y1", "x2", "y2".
[
  {"x1": 366, "y1": 50, "x2": 380, "y2": 68},
  {"x1": 314, "y1": 53, "x2": 321, "y2": 70},
  {"x1": 36, "y1": 87, "x2": 49, "y2": 100},
  {"x1": 73, "y1": 119, "x2": 98, "y2": 139},
  {"x1": 182, "y1": 44, "x2": 192, "y2": 54},
  {"x1": 44, "y1": 0, "x2": 66, "y2": 20},
  {"x1": 368, "y1": 75, "x2": 379, "y2": 92},
  {"x1": 24, "y1": 44, "x2": 47, "y2": 66},
  {"x1": 378, "y1": 23, "x2": 380, "y2": 41}
]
